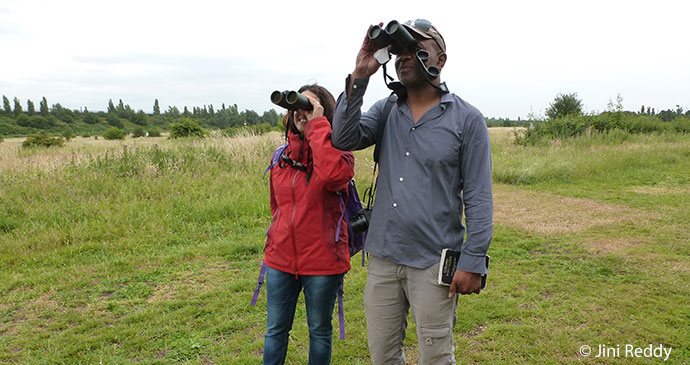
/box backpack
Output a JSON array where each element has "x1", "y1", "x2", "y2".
[{"x1": 252, "y1": 143, "x2": 366, "y2": 340}]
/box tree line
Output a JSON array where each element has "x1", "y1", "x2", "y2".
[{"x1": 0, "y1": 95, "x2": 284, "y2": 138}]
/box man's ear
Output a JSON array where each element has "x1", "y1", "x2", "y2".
[{"x1": 437, "y1": 52, "x2": 447, "y2": 71}]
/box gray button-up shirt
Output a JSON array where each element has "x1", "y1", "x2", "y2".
[{"x1": 332, "y1": 76, "x2": 493, "y2": 274}]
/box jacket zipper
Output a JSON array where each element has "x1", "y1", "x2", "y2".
[{"x1": 290, "y1": 169, "x2": 300, "y2": 279}]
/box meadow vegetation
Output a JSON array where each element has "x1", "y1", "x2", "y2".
[{"x1": 0, "y1": 127, "x2": 688, "y2": 363}]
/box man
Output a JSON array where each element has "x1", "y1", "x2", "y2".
[{"x1": 331, "y1": 19, "x2": 493, "y2": 364}]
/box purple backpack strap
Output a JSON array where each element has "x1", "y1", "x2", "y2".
[
  {"x1": 338, "y1": 282, "x2": 345, "y2": 340},
  {"x1": 250, "y1": 261, "x2": 267, "y2": 306},
  {"x1": 263, "y1": 144, "x2": 288, "y2": 178},
  {"x1": 335, "y1": 193, "x2": 346, "y2": 243}
]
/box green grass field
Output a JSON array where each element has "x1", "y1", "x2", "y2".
[{"x1": 1, "y1": 129, "x2": 688, "y2": 364}]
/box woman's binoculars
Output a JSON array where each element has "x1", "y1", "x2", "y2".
[
  {"x1": 368, "y1": 20, "x2": 417, "y2": 55},
  {"x1": 270, "y1": 90, "x2": 313, "y2": 111}
]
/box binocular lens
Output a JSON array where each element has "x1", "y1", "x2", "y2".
[
  {"x1": 286, "y1": 91, "x2": 298, "y2": 104},
  {"x1": 369, "y1": 25, "x2": 383, "y2": 39},
  {"x1": 286, "y1": 91, "x2": 313, "y2": 111},
  {"x1": 270, "y1": 90, "x2": 283, "y2": 104},
  {"x1": 369, "y1": 24, "x2": 393, "y2": 50},
  {"x1": 271, "y1": 90, "x2": 291, "y2": 110},
  {"x1": 384, "y1": 20, "x2": 400, "y2": 34},
  {"x1": 384, "y1": 20, "x2": 417, "y2": 54}
]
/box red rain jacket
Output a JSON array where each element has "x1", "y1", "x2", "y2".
[{"x1": 264, "y1": 116, "x2": 354, "y2": 276}]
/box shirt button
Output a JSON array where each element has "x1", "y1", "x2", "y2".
[
  {"x1": 405, "y1": 152, "x2": 410, "y2": 156},
  {"x1": 399, "y1": 177, "x2": 404, "y2": 182},
  {"x1": 392, "y1": 202, "x2": 397, "y2": 207},
  {"x1": 411, "y1": 127, "x2": 416, "y2": 131},
  {"x1": 353, "y1": 84, "x2": 358, "y2": 89}
]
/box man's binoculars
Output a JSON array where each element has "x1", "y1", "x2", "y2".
[
  {"x1": 368, "y1": 20, "x2": 417, "y2": 55},
  {"x1": 270, "y1": 90, "x2": 313, "y2": 111}
]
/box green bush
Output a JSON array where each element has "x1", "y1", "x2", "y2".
[
  {"x1": 516, "y1": 112, "x2": 683, "y2": 146},
  {"x1": 170, "y1": 118, "x2": 205, "y2": 138},
  {"x1": 147, "y1": 128, "x2": 161, "y2": 137},
  {"x1": 22, "y1": 134, "x2": 65, "y2": 148},
  {"x1": 103, "y1": 127, "x2": 126, "y2": 140},
  {"x1": 672, "y1": 117, "x2": 690, "y2": 133},
  {"x1": 132, "y1": 126, "x2": 146, "y2": 138},
  {"x1": 16, "y1": 114, "x2": 30, "y2": 127},
  {"x1": 62, "y1": 128, "x2": 75, "y2": 141},
  {"x1": 26, "y1": 115, "x2": 55, "y2": 129}
]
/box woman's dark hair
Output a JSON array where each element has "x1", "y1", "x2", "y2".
[{"x1": 283, "y1": 84, "x2": 336, "y2": 135}]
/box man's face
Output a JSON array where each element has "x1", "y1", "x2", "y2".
[{"x1": 394, "y1": 38, "x2": 444, "y2": 88}]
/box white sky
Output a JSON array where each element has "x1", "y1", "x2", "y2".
[{"x1": 1, "y1": 0, "x2": 689, "y2": 119}]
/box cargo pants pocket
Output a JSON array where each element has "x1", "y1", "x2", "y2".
[{"x1": 419, "y1": 325, "x2": 454, "y2": 364}]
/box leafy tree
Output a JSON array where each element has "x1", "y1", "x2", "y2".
[
  {"x1": 546, "y1": 93, "x2": 583, "y2": 120},
  {"x1": 183, "y1": 106, "x2": 191, "y2": 118},
  {"x1": 166, "y1": 106, "x2": 180, "y2": 118},
  {"x1": 27, "y1": 100, "x2": 35, "y2": 116},
  {"x1": 153, "y1": 99, "x2": 161, "y2": 115},
  {"x1": 132, "y1": 110, "x2": 148, "y2": 126},
  {"x1": 13, "y1": 97, "x2": 23, "y2": 117},
  {"x1": 83, "y1": 112, "x2": 99, "y2": 124},
  {"x1": 657, "y1": 109, "x2": 676, "y2": 122},
  {"x1": 117, "y1": 99, "x2": 125, "y2": 115},
  {"x1": 2, "y1": 96, "x2": 10, "y2": 115},
  {"x1": 40, "y1": 97, "x2": 49, "y2": 115},
  {"x1": 261, "y1": 109, "x2": 280, "y2": 126},
  {"x1": 606, "y1": 94, "x2": 623, "y2": 112},
  {"x1": 106, "y1": 113, "x2": 123, "y2": 128},
  {"x1": 107, "y1": 99, "x2": 116, "y2": 114},
  {"x1": 242, "y1": 109, "x2": 261, "y2": 125},
  {"x1": 16, "y1": 114, "x2": 30, "y2": 126}
]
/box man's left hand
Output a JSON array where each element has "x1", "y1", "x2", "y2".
[{"x1": 448, "y1": 270, "x2": 481, "y2": 297}]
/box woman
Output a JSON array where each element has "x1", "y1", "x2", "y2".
[{"x1": 263, "y1": 84, "x2": 354, "y2": 365}]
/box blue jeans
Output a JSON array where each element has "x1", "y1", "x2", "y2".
[{"x1": 263, "y1": 267, "x2": 344, "y2": 365}]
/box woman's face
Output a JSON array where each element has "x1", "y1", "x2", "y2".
[{"x1": 293, "y1": 90, "x2": 320, "y2": 133}]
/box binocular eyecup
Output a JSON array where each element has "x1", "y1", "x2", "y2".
[
  {"x1": 270, "y1": 90, "x2": 313, "y2": 111},
  {"x1": 416, "y1": 49, "x2": 440, "y2": 79},
  {"x1": 368, "y1": 20, "x2": 417, "y2": 55}
]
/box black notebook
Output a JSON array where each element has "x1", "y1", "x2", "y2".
[{"x1": 438, "y1": 249, "x2": 489, "y2": 289}]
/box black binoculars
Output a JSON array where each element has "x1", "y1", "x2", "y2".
[
  {"x1": 270, "y1": 90, "x2": 313, "y2": 111},
  {"x1": 368, "y1": 20, "x2": 417, "y2": 55}
]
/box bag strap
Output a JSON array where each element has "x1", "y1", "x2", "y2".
[
  {"x1": 263, "y1": 144, "x2": 288, "y2": 178},
  {"x1": 338, "y1": 282, "x2": 345, "y2": 340},
  {"x1": 364, "y1": 93, "x2": 398, "y2": 208},
  {"x1": 335, "y1": 192, "x2": 346, "y2": 243},
  {"x1": 373, "y1": 93, "x2": 398, "y2": 163},
  {"x1": 250, "y1": 261, "x2": 267, "y2": 306}
]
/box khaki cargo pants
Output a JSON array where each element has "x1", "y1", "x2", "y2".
[{"x1": 364, "y1": 255, "x2": 458, "y2": 365}]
